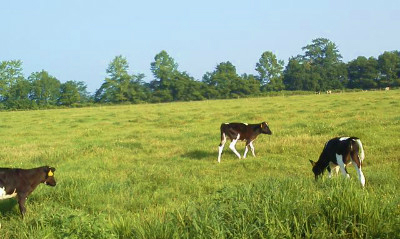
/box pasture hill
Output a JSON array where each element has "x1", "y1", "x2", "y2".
[{"x1": 0, "y1": 90, "x2": 399, "y2": 238}]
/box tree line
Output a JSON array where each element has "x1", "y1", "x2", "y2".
[{"x1": 1, "y1": 38, "x2": 399, "y2": 110}]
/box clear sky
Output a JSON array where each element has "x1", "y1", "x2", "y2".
[{"x1": 1, "y1": 0, "x2": 399, "y2": 93}]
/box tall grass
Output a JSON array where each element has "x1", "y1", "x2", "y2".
[{"x1": 0, "y1": 91, "x2": 399, "y2": 238}]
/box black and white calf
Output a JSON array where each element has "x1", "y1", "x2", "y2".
[
  {"x1": 217, "y1": 122, "x2": 272, "y2": 163},
  {"x1": 0, "y1": 166, "x2": 56, "y2": 217},
  {"x1": 309, "y1": 137, "x2": 366, "y2": 187}
]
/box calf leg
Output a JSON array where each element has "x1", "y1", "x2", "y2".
[
  {"x1": 243, "y1": 145, "x2": 249, "y2": 158},
  {"x1": 249, "y1": 141, "x2": 256, "y2": 157},
  {"x1": 17, "y1": 194, "x2": 28, "y2": 218},
  {"x1": 229, "y1": 134, "x2": 241, "y2": 159},
  {"x1": 336, "y1": 154, "x2": 350, "y2": 179},
  {"x1": 218, "y1": 133, "x2": 227, "y2": 163},
  {"x1": 351, "y1": 152, "x2": 366, "y2": 187},
  {"x1": 243, "y1": 140, "x2": 250, "y2": 158},
  {"x1": 327, "y1": 166, "x2": 332, "y2": 178},
  {"x1": 328, "y1": 162, "x2": 340, "y2": 178}
]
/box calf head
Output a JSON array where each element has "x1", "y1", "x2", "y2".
[
  {"x1": 43, "y1": 167, "x2": 57, "y2": 186},
  {"x1": 309, "y1": 160, "x2": 322, "y2": 180},
  {"x1": 260, "y1": 122, "x2": 272, "y2": 135}
]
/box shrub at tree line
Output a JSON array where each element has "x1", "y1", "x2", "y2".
[{"x1": 1, "y1": 38, "x2": 399, "y2": 110}]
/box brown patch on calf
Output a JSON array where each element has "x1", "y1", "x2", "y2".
[{"x1": 0, "y1": 166, "x2": 57, "y2": 218}]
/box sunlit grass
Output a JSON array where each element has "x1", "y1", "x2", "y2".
[{"x1": 0, "y1": 90, "x2": 399, "y2": 238}]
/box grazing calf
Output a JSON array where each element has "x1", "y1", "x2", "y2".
[
  {"x1": 218, "y1": 122, "x2": 272, "y2": 163},
  {"x1": 309, "y1": 137, "x2": 366, "y2": 187},
  {"x1": 0, "y1": 166, "x2": 56, "y2": 218}
]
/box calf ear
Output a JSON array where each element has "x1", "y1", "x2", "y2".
[
  {"x1": 45, "y1": 167, "x2": 55, "y2": 177},
  {"x1": 309, "y1": 160, "x2": 316, "y2": 167}
]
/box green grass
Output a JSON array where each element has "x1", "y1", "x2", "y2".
[{"x1": 0, "y1": 91, "x2": 399, "y2": 238}]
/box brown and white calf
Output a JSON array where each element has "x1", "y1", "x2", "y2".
[
  {"x1": 0, "y1": 166, "x2": 56, "y2": 217},
  {"x1": 218, "y1": 122, "x2": 272, "y2": 163},
  {"x1": 309, "y1": 137, "x2": 366, "y2": 187}
]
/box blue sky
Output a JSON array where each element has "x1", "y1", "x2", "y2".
[{"x1": 1, "y1": 0, "x2": 399, "y2": 93}]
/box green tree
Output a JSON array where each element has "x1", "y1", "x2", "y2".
[
  {"x1": 378, "y1": 51, "x2": 400, "y2": 87},
  {"x1": 283, "y1": 57, "x2": 314, "y2": 91},
  {"x1": 255, "y1": 51, "x2": 285, "y2": 91},
  {"x1": 149, "y1": 50, "x2": 178, "y2": 102},
  {"x1": 202, "y1": 61, "x2": 258, "y2": 98},
  {"x1": 95, "y1": 55, "x2": 147, "y2": 103},
  {"x1": 127, "y1": 73, "x2": 150, "y2": 103},
  {"x1": 302, "y1": 38, "x2": 342, "y2": 66},
  {"x1": 4, "y1": 78, "x2": 32, "y2": 109},
  {"x1": 75, "y1": 81, "x2": 92, "y2": 103},
  {"x1": 58, "y1": 81, "x2": 82, "y2": 106},
  {"x1": 241, "y1": 73, "x2": 261, "y2": 95},
  {"x1": 202, "y1": 62, "x2": 237, "y2": 98},
  {"x1": 28, "y1": 70, "x2": 61, "y2": 106},
  {"x1": 0, "y1": 60, "x2": 25, "y2": 103},
  {"x1": 149, "y1": 51, "x2": 205, "y2": 102},
  {"x1": 150, "y1": 50, "x2": 178, "y2": 81},
  {"x1": 283, "y1": 38, "x2": 347, "y2": 91},
  {"x1": 347, "y1": 56, "x2": 379, "y2": 89}
]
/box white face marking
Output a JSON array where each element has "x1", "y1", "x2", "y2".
[
  {"x1": 339, "y1": 137, "x2": 350, "y2": 141},
  {"x1": 243, "y1": 123, "x2": 248, "y2": 125},
  {"x1": 224, "y1": 123, "x2": 229, "y2": 125}
]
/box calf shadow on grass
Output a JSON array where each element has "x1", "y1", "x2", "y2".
[
  {"x1": 0, "y1": 199, "x2": 18, "y2": 216},
  {"x1": 182, "y1": 150, "x2": 215, "y2": 160}
]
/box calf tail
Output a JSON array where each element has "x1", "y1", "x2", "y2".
[{"x1": 355, "y1": 139, "x2": 365, "y2": 163}]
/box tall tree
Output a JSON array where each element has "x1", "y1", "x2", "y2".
[
  {"x1": 378, "y1": 51, "x2": 400, "y2": 87},
  {"x1": 28, "y1": 70, "x2": 61, "y2": 106},
  {"x1": 4, "y1": 78, "x2": 32, "y2": 109},
  {"x1": 150, "y1": 50, "x2": 178, "y2": 81},
  {"x1": 149, "y1": 50, "x2": 179, "y2": 102},
  {"x1": 283, "y1": 38, "x2": 347, "y2": 91},
  {"x1": 347, "y1": 56, "x2": 379, "y2": 89},
  {"x1": 241, "y1": 73, "x2": 261, "y2": 95},
  {"x1": 0, "y1": 60, "x2": 25, "y2": 102},
  {"x1": 202, "y1": 61, "x2": 257, "y2": 98},
  {"x1": 302, "y1": 38, "x2": 342, "y2": 66},
  {"x1": 255, "y1": 51, "x2": 285, "y2": 91},
  {"x1": 149, "y1": 51, "x2": 205, "y2": 102},
  {"x1": 127, "y1": 73, "x2": 150, "y2": 103},
  {"x1": 58, "y1": 81, "x2": 82, "y2": 106},
  {"x1": 283, "y1": 57, "x2": 318, "y2": 91},
  {"x1": 75, "y1": 81, "x2": 91, "y2": 103},
  {"x1": 95, "y1": 55, "x2": 147, "y2": 103}
]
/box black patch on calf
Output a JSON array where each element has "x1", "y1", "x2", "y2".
[{"x1": 311, "y1": 137, "x2": 361, "y2": 179}]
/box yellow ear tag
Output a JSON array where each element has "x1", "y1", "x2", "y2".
[
  {"x1": 48, "y1": 170, "x2": 54, "y2": 177},
  {"x1": 260, "y1": 124, "x2": 263, "y2": 128}
]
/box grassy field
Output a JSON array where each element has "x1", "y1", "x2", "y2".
[{"x1": 0, "y1": 90, "x2": 399, "y2": 238}]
